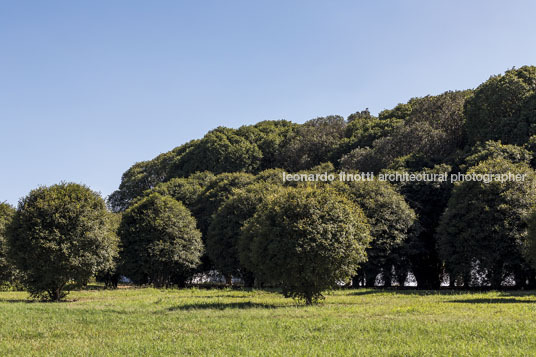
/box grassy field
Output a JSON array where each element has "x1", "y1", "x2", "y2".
[{"x1": 1, "y1": 287, "x2": 536, "y2": 356}]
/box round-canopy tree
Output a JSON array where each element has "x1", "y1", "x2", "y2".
[
  {"x1": 119, "y1": 193, "x2": 203, "y2": 287},
  {"x1": 8, "y1": 183, "x2": 118, "y2": 301},
  {"x1": 207, "y1": 182, "x2": 281, "y2": 285},
  {"x1": 193, "y1": 172, "x2": 255, "y2": 237},
  {"x1": 437, "y1": 158, "x2": 536, "y2": 288},
  {"x1": 241, "y1": 187, "x2": 371, "y2": 304},
  {"x1": 332, "y1": 179, "x2": 416, "y2": 287},
  {"x1": 465, "y1": 66, "x2": 536, "y2": 145},
  {"x1": 175, "y1": 127, "x2": 263, "y2": 176}
]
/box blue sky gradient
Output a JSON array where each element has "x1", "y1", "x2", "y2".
[{"x1": 1, "y1": 0, "x2": 536, "y2": 205}]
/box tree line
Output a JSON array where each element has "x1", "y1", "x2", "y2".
[{"x1": 1, "y1": 66, "x2": 536, "y2": 303}]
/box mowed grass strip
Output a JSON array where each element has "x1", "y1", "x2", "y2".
[{"x1": 1, "y1": 288, "x2": 536, "y2": 356}]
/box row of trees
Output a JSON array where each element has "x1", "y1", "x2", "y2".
[
  {"x1": 2, "y1": 66, "x2": 536, "y2": 302},
  {"x1": 2, "y1": 154, "x2": 536, "y2": 302},
  {"x1": 0, "y1": 179, "x2": 397, "y2": 304}
]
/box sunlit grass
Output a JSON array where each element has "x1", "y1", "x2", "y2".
[{"x1": 1, "y1": 287, "x2": 535, "y2": 356}]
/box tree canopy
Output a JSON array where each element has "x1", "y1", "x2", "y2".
[
  {"x1": 5, "y1": 65, "x2": 535, "y2": 296},
  {"x1": 465, "y1": 66, "x2": 536, "y2": 145},
  {"x1": 0, "y1": 203, "x2": 17, "y2": 286},
  {"x1": 118, "y1": 193, "x2": 203, "y2": 287},
  {"x1": 332, "y1": 179, "x2": 417, "y2": 287},
  {"x1": 207, "y1": 182, "x2": 281, "y2": 285},
  {"x1": 241, "y1": 187, "x2": 371, "y2": 304},
  {"x1": 7, "y1": 183, "x2": 118, "y2": 301},
  {"x1": 437, "y1": 158, "x2": 536, "y2": 288}
]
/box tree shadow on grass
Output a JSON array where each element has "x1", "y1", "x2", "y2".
[
  {"x1": 80, "y1": 284, "x2": 108, "y2": 291},
  {"x1": 0, "y1": 298, "x2": 85, "y2": 303},
  {"x1": 0, "y1": 299, "x2": 35, "y2": 303},
  {"x1": 167, "y1": 301, "x2": 284, "y2": 311},
  {"x1": 349, "y1": 290, "x2": 381, "y2": 296},
  {"x1": 176, "y1": 294, "x2": 257, "y2": 300},
  {"x1": 350, "y1": 289, "x2": 470, "y2": 296},
  {"x1": 349, "y1": 288, "x2": 536, "y2": 299},
  {"x1": 498, "y1": 290, "x2": 536, "y2": 297},
  {"x1": 449, "y1": 298, "x2": 536, "y2": 304}
]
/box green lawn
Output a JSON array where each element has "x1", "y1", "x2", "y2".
[{"x1": 1, "y1": 287, "x2": 535, "y2": 356}]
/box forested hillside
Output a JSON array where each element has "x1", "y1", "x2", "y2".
[
  {"x1": 102, "y1": 66, "x2": 536, "y2": 291},
  {"x1": 3, "y1": 66, "x2": 536, "y2": 302}
]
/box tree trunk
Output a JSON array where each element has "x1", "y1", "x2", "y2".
[
  {"x1": 366, "y1": 273, "x2": 376, "y2": 287},
  {"x1": 395, "y1": 268, "x2": 409, "y2": 287},
  {"x1": 462, "y1": 272, "x2": 471, "y2": 287},
  {"x1": 411, "y1": 258, "x2": 442, "y2": 289},
  {"x1": 383, "y1": 265, "x2": 392, "y2": 287},
  {"x1": 447, "y1": 272, "x2": 455, "y2": 288},
  {"x1": 224, "y1": 274, "x2": 232, "y2": 286},
  {"x1": 351, "y1": 275, "x2": 361, "y2": 288},
  {"x1": 243, "y1": 271, "x2": 255, "y2": 288},
  {"x1": 489, "y1": 265, "x2": 503, "y2": 290},
  {"x1": 52, "y1": 282, "x2": 66, "y2": 302}
]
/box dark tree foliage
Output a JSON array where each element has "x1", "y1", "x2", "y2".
[
  {"x1": 253, "y1": 168, "x2": 288, "y2": 185},
  {"x1": 465, "y1": 66, "x2": 536, "y2": 145},
  {"x1": 332, "y1": 179, "x2": 416, "y2": 287},
  {"x1": 109, "y1": 121, "x2": 297, "y2": 212},
  {"x1": 148, "y1": 171, "x2": 215, "y2": 211},
  {"x1": 281, "y1": 162, "x2": 337, "y2": 189},
  {"x1": 174, "y1": 127, "x2": 263, "y2": 176},
  {"x1": 0, "y1": 203, "x2": 18, "y2": 286},
  {"x1": 462, "y1": 140, "x2": 532, "y2": 170},
  {"x1": 340, "y1": 147, "x2": 384, "y2": 173},
  {"x1": 437, "y1": 158, "x2": 536, "y2": 288},
  {"x1": 207, "y1": 182, "x2": 281, "y2": 285},
  {"x1": 406, "y1": 90, "x2": 472, "y2": 149},
  {"x1": 341, "y1": 123, "x2": 447, "y2": 173},
  {"x1": 96, "y1": 212, "x2": 122, "y2": 289},
  {"x1": 135, "y1": 172, "x2": 255, "y2": 273},
  {"x1": 8, "y1": 183, "x2": 118, "y2": 301},
  {"x1": 347, "y1": 108, "x2": 373, "y2": 121},
  {"x1": 378, "y1": 102, "x2": 413, "y2": 121},
  {"x1": 108, "y1": 140, "x2": 199, "y2": 212},
  {"x1": 118, "y1": 193, "x2": 203, "y2": 287},
  {"x1": 192, "y1": 172, "x2": 255, "y2": 237},
  {"x1": 241, "y1": 187, "x2": 371, "y2": 304},
  {"x1": 524, "y1": 134, "x2": 536, "y2": 168},
  {"x1": 387, "y1": 165, "x2": 452, "y2": 289},
  {"x1": 524, "y1": 209, "x2": 536, "y2": 274},
  {"x1": 335, "y1": 115, "x2": 402, "y2": 162},
  {"x1": 281, "y1": 116, "x2": 347, "y2": 171},
  {"x1": 345, "y1": 116, "x2": 402, "y2": 148},
  {"x1": 341, "y1": 91, "x2": 470, "y2": 173},
  {"x1": 104, "y1": 66, "x2": 536, "y2": 292},
  {"x1": 520, "y1": 92, "x2": 536, "y2": 144},
  {"x1": 236, "y1": 120, "x2": 299, "y2": 170}
]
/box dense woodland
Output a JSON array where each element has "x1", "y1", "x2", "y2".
[{"x1": 2, "y1": 66, "x2": 536, "y2": 302}]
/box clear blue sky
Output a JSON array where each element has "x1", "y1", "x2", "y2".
[{"x1": 1, "y1": 0, "x2": 535, "y2": 206}]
